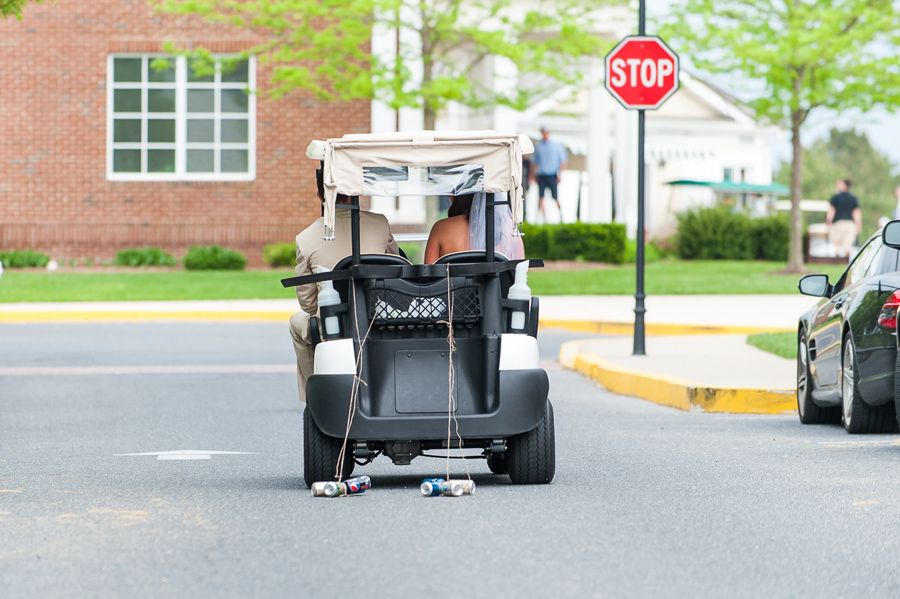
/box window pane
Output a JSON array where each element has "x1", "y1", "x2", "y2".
[
  {"x1": 113, "y1": 58, "x2": 142, "y2": 83},
  {"x1": 221, "y1": 119, "x2": 248, "y2": 143},
  {"x1": 187, "y1": 119, "x2": 215, "y2": 143},
  {"x1": 187, "y1": 60, "x2": 215, "y2": 83},
  {"x1": 114, "y1": 89, "x2": 142, "y2": 113},
  {"x1": 187, "y1": 150, "x2": 215, "y2": 173},
  {"x1": 222, "y1": 60, "x2": 249, "y2": 83},
  {"x1": 113, "y1": 149, "x2": 141, "y2": 172},
  {"x1": 148, "y1": 58, "x2": 176, "y2": 82},
  {"x1": 221, "y1": 89, "x2": 248, "y2": 113},
  {"x1": 148, "y1": 149, "x2": 176, "y2": 173},
  {"x1": 148, "y1": 119, "x2": 175, "y2": 143},
  {"x1": 188, "y1": 90, "x2": 215, "y2": 113},
  {"x1": 148, "y1": 89, "x2": 176, "y2": 112},
  {"x1": 221, "y1": 149, "x2": 248, "y2": 173},
  {"x1": 113, "y1": 119, "x2": 141, "y2": 143}
]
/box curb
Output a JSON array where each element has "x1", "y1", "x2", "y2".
[
  {"x1": 0, "y1": 310, "x2": 797, "y2": 333},
  {"x1": 540, "y1": 318, "x2": 792, "y2": 336},
  {"x1": 559, "y1": 340, "x2": 797, "y2": 414},
  {"x1": 0, "y1": 311, "x2": 293, "y2": 323}
]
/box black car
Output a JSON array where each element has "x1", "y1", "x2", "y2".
[{"x1": 796, "y1": 224, "x2": 900, "y2": 433}]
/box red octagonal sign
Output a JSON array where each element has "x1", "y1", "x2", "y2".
[{"x1": 605, "y1": 36, "x2": 679, "y2": 110}]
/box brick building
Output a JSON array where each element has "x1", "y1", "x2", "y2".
[{"x1": 0, "y1": 0, "x2": 370, "y2": 266}]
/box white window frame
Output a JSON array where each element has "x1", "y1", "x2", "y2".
[{"x1": 106, "y1": 54, "x2": 257, "y2": 182}]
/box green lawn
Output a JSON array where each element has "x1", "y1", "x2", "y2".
[
  {"x1": 746, "y1": 331, "x2": 796, "y2": 359},
  {"x1": 0, "y1": 260, "x2": 848, "y2": 303},
  {"x1": 0, "y1": 270, "x2": 298, "y2": 303},
  {"x1": 528, "y1": 260, "x2": 847, "y2": 296}
]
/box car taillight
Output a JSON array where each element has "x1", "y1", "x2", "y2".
[{"x1": 877, "y1": 290, "x2": 900, "y2": 329}]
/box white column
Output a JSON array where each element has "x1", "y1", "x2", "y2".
[
  {"x1": 613, "y1": 104, "x2": 637, "y2": 236},
  {"x1": 587, "y1": 59, "x2": 612, "y2": 223}
]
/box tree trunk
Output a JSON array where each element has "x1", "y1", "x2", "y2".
[{"x1": 786, "y1": 118, "x2": 806, "y2": 273}]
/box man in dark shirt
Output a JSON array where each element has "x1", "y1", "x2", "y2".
[{"x1": 826, "y1": 178, "x2": 861, "y2": 257}]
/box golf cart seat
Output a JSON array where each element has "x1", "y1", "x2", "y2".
[{"x1": 434, "y1": 250, "x2": 509, "y2": 264}]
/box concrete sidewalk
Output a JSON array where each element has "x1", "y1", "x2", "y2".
[{"x1": 0, "y1": 294, "x2": 817, "y2": 327}]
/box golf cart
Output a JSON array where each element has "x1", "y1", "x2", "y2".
[{"x1": 283, "y1": 131, "x2": 554, "y2": 486}]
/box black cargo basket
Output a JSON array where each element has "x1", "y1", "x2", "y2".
[{"x1": 365, "y1": 278, "x2": 482, "y2": 326}]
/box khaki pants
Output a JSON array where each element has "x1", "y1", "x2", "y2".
[
  {"x1": 289, "y1": 311, "x2": 314, "y2": 403},
  {"x1": 829, "y1": 220, "x2": 857, "y2": 254}
]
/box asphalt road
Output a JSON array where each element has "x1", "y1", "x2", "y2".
[{"x1": 3, "y1": 322, "x2": 900, "y2": 598}]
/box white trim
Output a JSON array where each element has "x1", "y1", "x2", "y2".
[
  {"x1": 314, "y1": 339, "x2": 357, "y2": 375},
  {"x1": 499, "y1": 334, "x2": 540, "y2": 371},
  {"x1": 106, "y1": 53, "x2": 256, "y2": 182}
]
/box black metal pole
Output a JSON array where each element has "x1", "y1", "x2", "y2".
[
  {"x1": 351, "y1": 195, "x2": 361, "y2": 266},
  {"x1": 633, "y1": 0, "x2": 646, "y2": 356}
]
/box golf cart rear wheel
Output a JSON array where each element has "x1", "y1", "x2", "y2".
[
  {"x1": 508, "y1": 400, "x2": 555, "y2": 484},
  {"x1": 303, "y1": 406, "x2": 354, "y2": 488}
]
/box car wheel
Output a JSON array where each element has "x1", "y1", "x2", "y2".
[
  {"x1": 303, "y1": 406, "x2": 354, "y2": 488},
  {"x1": 508, "y1": 400, "x2": 555, "y2": 484},
  {"x1": 486, "y1": 451, "x2": 509, "y2": 475},
  {"x1": 797, "y1": 332, "x2": 839, "y2": 424},
  {"x1": 842, "y1": 335, "x2": 894, "y2": 434}
]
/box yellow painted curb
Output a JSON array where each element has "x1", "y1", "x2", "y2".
[
  {"x1": 0, "y1": 311, "x2": 295, "y2": 323},
  {"x1": 541, "y1": 318, "x2": 791, "y2": 336},
  {"x1": 559, "y1": 340, "x2": 797, "y2": 414}
]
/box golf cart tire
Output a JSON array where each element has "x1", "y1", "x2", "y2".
[
  {"x1": 508, "y1": 400, "x2": 555, "y2": 484},
  {"x1": 304, "y1": 406, "x2": 354, "y2": 488}
]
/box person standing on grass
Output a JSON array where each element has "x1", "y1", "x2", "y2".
[
  {"x1": 826, "y1": 178, "x2": 861, "y2": 258},
  {"x1": 529, "y1": 126, "x2": 568, "y2": 223}
]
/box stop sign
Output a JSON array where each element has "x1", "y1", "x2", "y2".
[{"x1": 605, "y1": 36, "x2": 679, "y2": 110}]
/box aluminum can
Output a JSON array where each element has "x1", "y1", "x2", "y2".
[
  {"x1": 420, "y1": 478, "x2": 445, "y2": 496},
  {"x1": 344, "y1": 476, "x2": 371, "y2": 494},
  {"x1": 311, "y1": 481, "x2": 346, "y2": 497},
  {"x1": 439, "y1": 479, "x2": 475, "y2": 496}
]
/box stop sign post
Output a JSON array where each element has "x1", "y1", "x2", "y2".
[{"x1": 604, "y1": 27, "x2": 679, "y2": 356}]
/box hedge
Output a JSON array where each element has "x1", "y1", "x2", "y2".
[
  {"x1": 263, "y1": 243, "x2": 295, "y2": 267},
  {"x1": 522, "y1": 222, "x2": 626, "y2": 264},
  {"x1": 182, "y1": 246, "x2": 247, "y2": 270},
  {"x1": 0, "y1": 250, "x2": 51, "y2": 268},
  {"x1": 674, "y1": 206, "x2": 789, "y2": 261},
  {"x1": 113, "y1": 247, "x2": 177, "y2": 267}
]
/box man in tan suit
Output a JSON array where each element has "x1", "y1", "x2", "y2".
[{"x1": 289, "y1": 189, "x2": 399, "y2": 402}]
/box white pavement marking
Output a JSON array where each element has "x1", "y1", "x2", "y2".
[
  {"x1": 819, "y1": 440, "x2": 900, "y2": 446},
  {"x1": 116, "y1": 450, "x2": 257, "y2": 461},
  {"x1": 0, "y1": 364, "x2": 294, "y2": 376}
]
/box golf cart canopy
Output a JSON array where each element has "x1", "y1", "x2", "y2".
[{"x1": 307, "y1": 131, "x2": 535, "y2": 238}]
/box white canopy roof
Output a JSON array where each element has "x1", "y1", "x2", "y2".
[{"x1": 307, "y1": 131, "x2": 534, "y2": 238}]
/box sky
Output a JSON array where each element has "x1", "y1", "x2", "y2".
[{"x1": 646, "y1": 0, "x2": 900, "y2": 170}]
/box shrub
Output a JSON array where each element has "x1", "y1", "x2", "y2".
[
  {"x1": 751, "y1": 212, "x2": 790, "y2": 261},
  {"x1": 182, "y1": 245, "x2": 247, "y2": 270},
  {"x1": 522, "y1": 222, "x2": 626, "y2": 264},
  {"x1": 263, "y1": 243, "x2": 295, "y2": 267},
  {"x1": 674, "y1": 206, "x2": 790, "y2": 261},
  {"x1": 0, "y1": 250, "x2": 50, "y2": 268},
  {"x1": 113, "y1": 247, "x2": 177, "y2": 267},
  {"x1": 397, "y1": 242, "x2": 422, "y2": 264}
]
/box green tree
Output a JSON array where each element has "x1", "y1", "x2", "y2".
[
  {"x1": 775, "y1": 128, "x2": 900, "y2": 238},
  {"x1": 1, "y1": 0, "x2": 50, "y2": 19},
  {"x1": 662, "y1": 1, "x2": 900, "y2": 272},
  {"x1": 152, "y1": 0, "x2": 615, "y2": 130}
]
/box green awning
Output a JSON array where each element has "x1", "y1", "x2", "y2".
[{"x1": 664, "y1": 179, "x2": 789, "y2": 196}]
